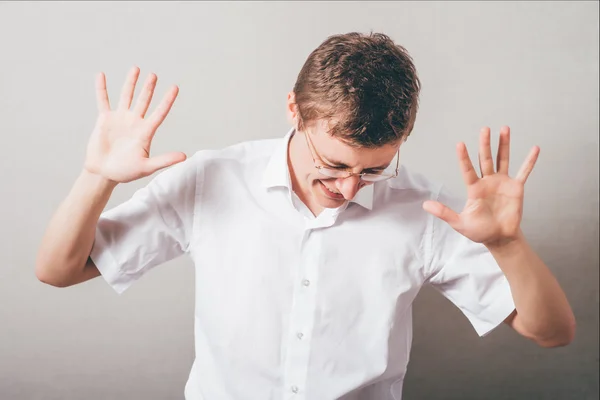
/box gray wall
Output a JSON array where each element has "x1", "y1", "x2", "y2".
[{"x1": 0, "y1": 2, "x2": 597, "y2": 399}]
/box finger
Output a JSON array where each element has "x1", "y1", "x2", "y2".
[
  {"x1": 133, "y1": 73, "x2": 157, "y2": 117},
  {"x1": 95, "y1": 72, "x2": 110, "y2": 112},
  {"x1": 423, "y1": 200, "x2": 461, "y2": 229},
  {"x1": 457, "y1": 142, "x2": 479, "y2": 186},
  {"x1": 496, "y1": 126, "x2": 510, "y2": 175},
  {"x1": 146, "y1": 85, "x2": 179, "y2": 135},
  {"x1": 515, "y1": 146, "x2": 540, "y2": 184},
  {"x1": 142, "y1": 152, "x2": 187, "y2": 175},
  {"x1": 478, "y1": 127, "x2": 495, "y2": 176},
  {"x1": 117, "y1": 66, "x2": 141, "y2": 110}
]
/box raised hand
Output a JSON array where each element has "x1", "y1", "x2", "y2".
[
  {"x1": 84, "y1": 66, "x2": 186, "y2": 183},
  {"x1": 423, "y1": 126, "x2": 540, "y2": 248}
]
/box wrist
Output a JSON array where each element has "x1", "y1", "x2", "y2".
[
  {"x1": 80, "y1": 168, "x2": 119, "y2": 192},
  {"x1": 484, "y1": 229, "x2": 527, "y2": 256}
]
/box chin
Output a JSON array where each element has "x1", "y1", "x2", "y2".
[{"x1": 315, "y1": 195, "x2": 344, "y2": 209}]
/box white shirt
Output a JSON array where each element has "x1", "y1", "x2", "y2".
[{"x1": 90, "y1": 128, "x2": 515, "y2": 400}]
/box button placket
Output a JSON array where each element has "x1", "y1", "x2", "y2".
[{"x1": 282, "y1": 228, "x2": 322, "y2": 400}]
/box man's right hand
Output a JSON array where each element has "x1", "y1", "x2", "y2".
[
  {"x1": 36, "y1": 67, "x2": 187, "y2": 287},
  {"x1": 84, "y1": 66, "x2": 187, "y2": 184}
]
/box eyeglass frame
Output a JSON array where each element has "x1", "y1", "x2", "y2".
[{"x1": 302, "y1": 129, "x2": 401, "y2": 182}]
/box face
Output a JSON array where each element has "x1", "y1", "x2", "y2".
[{"x1": 287, "y1": 94, "x2": 402, "y2": 211}]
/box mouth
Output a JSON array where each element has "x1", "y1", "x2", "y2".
[{"x1": 318, "y1": 180, "x2": 345, "y2": 200}]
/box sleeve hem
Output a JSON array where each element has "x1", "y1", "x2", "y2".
[
  {"x1": 89, "y1": 227, "x2": 132, "y2": 295},
  {"x1": 472, "y1": 289, "x2": 516, "y2": 337}
]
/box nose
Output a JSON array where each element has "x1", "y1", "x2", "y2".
[{"x1": 335, "y1": 175, "x2": 362, "y2": 200}]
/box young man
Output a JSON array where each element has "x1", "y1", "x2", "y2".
[{"x1": 36, "y1": 32, "x2": 575, "y2": 399}]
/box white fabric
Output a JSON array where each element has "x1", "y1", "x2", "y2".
[{"x1": 90, "y1": 128, "x2": 515, "y2": 400}]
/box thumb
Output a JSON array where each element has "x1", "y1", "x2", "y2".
[
  {"x1": 423, "y1": 200, "x2": 461, "y2": 229},
  {"x1": 143, "y1": 152, "x2": 187, "y2": 175}
]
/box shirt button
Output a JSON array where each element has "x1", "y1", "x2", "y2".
[
  {"x1": 302, "y1": 279, "x2": 310, "y2": 287},
  {"x1": 291, "y1": 385, "x2": 299, "y2": 393},
  {"x1": 297, "y1": 332, "x2": 304, "y2": 340}
]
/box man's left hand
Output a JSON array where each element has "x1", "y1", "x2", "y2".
[{"x1": 423, "y1": 126, "x2": 540, "y2": 249}]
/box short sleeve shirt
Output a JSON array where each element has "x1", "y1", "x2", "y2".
[{"x1": 90, "y1": 128, "x2": 515, "y2": 400}]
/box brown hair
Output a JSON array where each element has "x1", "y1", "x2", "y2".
[{"x1": 293, "y1": 32, "x2": 421, "y2": 148}]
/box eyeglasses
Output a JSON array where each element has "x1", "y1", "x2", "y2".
[{"x1": 303, "y1": 130, "x2": 400, "y2": 183}]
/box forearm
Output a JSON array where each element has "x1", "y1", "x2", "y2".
[
  {"x1": 487, "y1": 231, "x2": 576, "y2": 346},
  {"x1": 36, "y1": 169, "x2": 117, "y2": 285}
]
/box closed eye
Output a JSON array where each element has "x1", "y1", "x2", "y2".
[{"x1": 324, "y1": 163, "x2": 349, "y2": 170}]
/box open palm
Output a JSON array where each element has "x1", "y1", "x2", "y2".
[
  {"x1": 84, "y1": 67, "x2": 186, "y2": 183},
  {"x1": 423, "y1": 127, "x2": 540, "y2": 247}
]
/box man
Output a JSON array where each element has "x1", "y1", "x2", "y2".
[{"x1": 36, "y1": 32, "x2": 575, "y2": 399}]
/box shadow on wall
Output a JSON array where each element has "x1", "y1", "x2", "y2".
[{"x1": 404, "y1": 217, "x2": 599, "y2": 400}]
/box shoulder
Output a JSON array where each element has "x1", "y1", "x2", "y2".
[
  {"x1": 145, "y1": 137, "x2": 281, "y2": 192},
  {"x1": 383, "y1": 166, "x2": 464, "y2": 208},
  {"x1": 189, "y1": 137, "x2": 281, "y2": 167},
  {"x1": 369, "y1": 166, "x2": 466, "y2": 239},
  {"x1": 377, "y1": 166, "x2": 442, "y2": 208},
  {"x1": 181, "y1": 136, "x2": 284, "y2": 191}
]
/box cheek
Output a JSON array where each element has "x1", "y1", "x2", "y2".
[
  {"x1": 307, "y1": 172, "x2": 322, "y2": 183},
  {"x1": 306, "y1": 173, "x2": 322, "y2": 189}
]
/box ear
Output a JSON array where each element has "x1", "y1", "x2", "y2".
[{"x1": 286, "y1": 91, "x2": 299, "y2": 127}]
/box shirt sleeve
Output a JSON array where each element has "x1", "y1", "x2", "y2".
[
  {"x1": 424, "y1": 185, "x2": 516, "y2": 337},
  {"x1": 89, "y1": 154, "x2": 199, "y2": 294}
]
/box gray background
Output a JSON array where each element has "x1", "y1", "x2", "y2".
[{"x1": 0, "y1": 1, "x2": 598, "y2": 399}]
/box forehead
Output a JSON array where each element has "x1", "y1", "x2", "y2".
[{"x1": 309, "y1": 119, "x2": 403, "y2": 147}]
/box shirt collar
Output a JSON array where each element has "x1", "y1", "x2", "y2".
[{"x1": 261, "y1": 128, "x2": 374, "y2": 211}]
